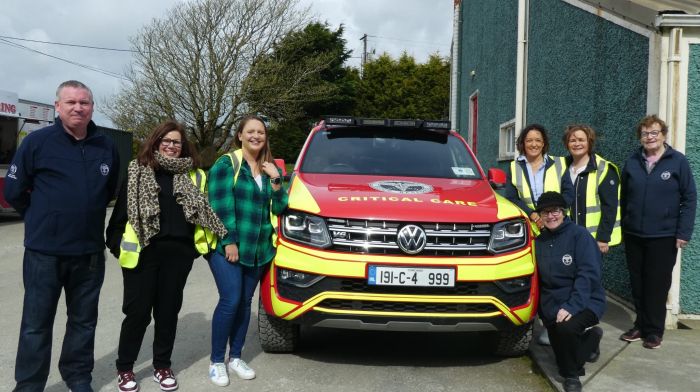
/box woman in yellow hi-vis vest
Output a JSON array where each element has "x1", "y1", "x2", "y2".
[
  {"x1": 106, "y1": 120, "x2": 227, "y2": 392},
  {"x1": 505, "y1": 124, "x2": 567, "y2": 236},
  {"x1": 560, "y1": 124, "x2": 621, "y2": 254},
  {"x1": 505, "y1": 124, "x2": 567, "y2": 347}
]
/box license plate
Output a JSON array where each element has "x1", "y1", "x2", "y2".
[{"x1": 367, "y1": 266, "x2": 455, "y2": 287}]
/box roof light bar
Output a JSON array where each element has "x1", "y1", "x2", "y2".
[
  {"x1": 358, "y1": 118, "x2": 387, "y2": 126},
  {"x1": 422, "y1": 120, "x2": 451, "y2": 129},
  {"x1": 324, "y1": 116, "x2": 355, "y2": 125},
  {"x1": 322, "y1": 116, "x2": 451, "y2": 130}
]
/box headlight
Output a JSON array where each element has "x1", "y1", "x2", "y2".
[
  {"x1": 488, "y1": 219, "x2": 527, "y2": 253},
  {"x1": 282, "y1": 211, "x2": 332, "y2": 248}
]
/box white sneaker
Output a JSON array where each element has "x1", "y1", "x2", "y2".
[
  {"x1": 208, "y1": 362, "x2": 229, "y2": 387},
  {"x1": 228, "y1": 358, "x2": 256, "y2": 380}
]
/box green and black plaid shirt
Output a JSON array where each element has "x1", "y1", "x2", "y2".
[{"x1": 208, "y1": 155, "x2": 288, "y2": 267}]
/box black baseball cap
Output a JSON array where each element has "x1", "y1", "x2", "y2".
[{"x1": 536, "y1": 191, "x2": 567, "y2": 212}]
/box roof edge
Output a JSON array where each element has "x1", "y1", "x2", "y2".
[{"x1": 656, "y1": 14, "x2": 700, "y2": 28}]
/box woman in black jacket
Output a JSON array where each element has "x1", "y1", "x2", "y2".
[
  {"x1": 560, "y1": 124, "x2": 621, "y2": 254},
  {"x1": 535, "y1": 191, "x2": 606, "y2": 392},
  {"x1": 106, "y1": 120, "x2": 226, "y2": 392},
  {"x1": 619, "y1": 115, "x2": 697, "y2": 349}
]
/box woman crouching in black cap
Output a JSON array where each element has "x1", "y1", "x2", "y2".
[{"x1": 535, "y1": 191, "x2": 606, "y2": 392}]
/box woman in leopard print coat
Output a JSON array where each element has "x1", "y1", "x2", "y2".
[{"x1": 106, "y1": 120, "x2": 226, "y2": 392}]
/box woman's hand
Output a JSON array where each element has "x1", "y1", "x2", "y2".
[
  {"x1": 556, "y1": 308, "x2": 572, "y2": 323},
  {"x1": 261, "y1": 161, "x2": 280, "y2": 179},
  {"x1": 597, "y1": 241, "x2": 609, "y2": 254},
  {"x1": 530, "y1": 212, "x2": 544, "y2": 229},
  {"x1": 224, "y1": 244, "x2": 239, "y2": 263},
  {"x1": 677, "y1": 239, "x2": 688, "y2": 249}
]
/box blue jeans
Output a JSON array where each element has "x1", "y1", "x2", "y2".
[
  {"x1": 208, "y1": 251, "x2": 266, "y2": 363},
  {"x1": 14, "y1": 249, "x2": 105, "y2": 392}
]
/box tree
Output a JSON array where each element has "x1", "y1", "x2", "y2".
[
  {"x1": 354, "y1": 53, "x2": 450, "y2": 120},
  {"x1": 251, "y1": 22, "x2": 359, "y2": 162},
  {"x1": 104, "y1": 0, "x2": 335, "y2": 166}
]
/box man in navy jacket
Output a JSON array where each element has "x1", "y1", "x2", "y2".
[{"x1": 4, "y1": 80, "x2": 119, "y2": 392}]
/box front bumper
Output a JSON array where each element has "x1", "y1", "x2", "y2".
[{"x1": 261, "y1": 239, "x2": 538, "y2": 331}]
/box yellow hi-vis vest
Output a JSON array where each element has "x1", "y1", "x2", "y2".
[
  {"x1": 511, "y1": 155, "x2": 566, "y2": 237},
  {"x1": 510, "y1": 156, "x2": 566, "y2": 210},
  {"x1": 580, "y1": 154, "x2": 622, "y2": 246},
  {"x1": 118, "y1": 168, "x2": 217, "y2": 268},
  {"x1": 226, "y1": 149, "x2": 279, "y2": 246}
]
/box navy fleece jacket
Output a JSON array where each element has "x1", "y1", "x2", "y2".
[
  {"x1": 621, "y1": 145, "x2": 696, "y2": 240},
  {"x1": 535, "y1": 219, "x2": 606, "y2": 325},
  {"x1": 3, "y1": 117, "x2": 119, "y2": 255}
]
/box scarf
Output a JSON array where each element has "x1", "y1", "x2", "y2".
[{"x1": 126, "y1": 152, "x2": 227, "y2": 248}]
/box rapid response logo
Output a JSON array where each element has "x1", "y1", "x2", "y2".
[{"x1": 369, "y1": 180, "x2": 433, "y2": 194}]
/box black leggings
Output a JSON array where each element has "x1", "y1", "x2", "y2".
[{"x1": 116, "y1": 239, "x2": 196, "y2": 371}]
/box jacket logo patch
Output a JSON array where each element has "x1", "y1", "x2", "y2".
[
  {"x1": 661, "y1": 171, "x2": 671, "y2": 180},
  {"x1": 100, "y1": 163, "x2": 110, "y2": 176},
  {"x1": 610, "y1": 179, "x2": 615, "y2": 186},
  {"x1": 8, "y1": 164, "x2": 18, "y2": 179},
  {"x1": 562, "y1": 254, "x2": 573, "y2": 266}
]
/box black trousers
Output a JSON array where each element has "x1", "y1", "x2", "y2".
[
  {"x1": 546, "y1": 309, "x2": 599, "y2": 378},
  {"x1": 624, "y1": 234, "x2": 678, "y2": 338},
  {"x1": 116, "y1": 239, "x2": 195, "y2": 371}
]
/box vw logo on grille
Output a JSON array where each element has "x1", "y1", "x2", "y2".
[
  {"x1": 369, "y1": 180, "x2": 433, "y2": 194},
  {"x1": 396, "y1": 224, "x2": 427, "y2": 255}
]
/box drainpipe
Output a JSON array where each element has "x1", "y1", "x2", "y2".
[
  {"x1": 450, "y1": 1, "x2": 461, "y2": 132},
  {"x1": 665, "y1": 27, "x2": 683, "y2": 328},
  {"x1": 514, "y1": 0, "x2": 529, "y2": 133}
]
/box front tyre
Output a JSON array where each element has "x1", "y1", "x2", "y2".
[
  {"x1": 257, "y1": 300, "x2": 300, "y2": 352},
  {"x1": 494, "y1": 321, "x2": 533, "y2": 357}
]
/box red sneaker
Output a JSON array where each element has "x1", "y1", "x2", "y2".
[
  {"x1": 117, "y1": 370, "x2": 139, "y2": 392},
  {"x1": 153, "y1": 368, "x2": 178, "y2": 391},
  {"x1": 619, "y1": 328, "x2": 642, "y2": 342}
]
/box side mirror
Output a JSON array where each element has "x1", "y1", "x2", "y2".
[
  {"x1": 488, "y1": 168, "x2": 507, "y2": 190},
  {"x1": 274, "y1": 158, "x2": 287, "y2": 177}
]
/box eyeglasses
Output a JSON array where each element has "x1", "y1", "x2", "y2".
[
  {"x1": 640, "y1": 130, "x2": 660, "y2": 139},
  {"x1": 540, "y1": 209, "x2": 563, "y2": 217},
  {"x1": 160, "y1": 138, "x2": 182, "y2": 148}
]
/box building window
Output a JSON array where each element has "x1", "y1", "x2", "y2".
[{"x1": 499, "y1": 119, "x2": 516, "y2": 161}]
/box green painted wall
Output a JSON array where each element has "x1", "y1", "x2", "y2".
[
  {"x1": 526, "y1": 0, "x2": 649, "y2": 299},
  {"x1": 457, "y1": 0, "x2": 518, "y2": 171},
  {"x1": 681, "y1": 44, "x2": 700, "y2": 314}
]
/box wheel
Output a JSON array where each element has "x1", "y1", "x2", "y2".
[
  {"x1": 257, "y1": 300, "x2": 300, "y2": 352},
  {"x1": 493, "y1": 321, "x2": 533, "y2": 357}
]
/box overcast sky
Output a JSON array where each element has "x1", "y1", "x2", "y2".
[{"x1": 0, "y1": 0, "x2": 454, "y2": 127}]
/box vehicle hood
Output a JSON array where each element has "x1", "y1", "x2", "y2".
[{"x1": 287, "y1": 173, "x2": 521, "y2": 223}]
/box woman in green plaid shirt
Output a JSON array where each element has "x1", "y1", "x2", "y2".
[{"x1": 206, "y1": 115, "x2": 288, "y2": 386}]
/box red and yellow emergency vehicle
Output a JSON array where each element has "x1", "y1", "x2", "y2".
[{"x1": 258, "y1": 117, "x2": 537, "y2": 356}]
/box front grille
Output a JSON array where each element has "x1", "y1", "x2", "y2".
[
  {"x1": 277, "y1": 274, "x2": 531, "y2": 308},
  {"x1": 317, "y1": 299, "x2": 499, "y2": 314},
  {"x1": 327, "y1": 218, "x2": 492, "y2": 256}
]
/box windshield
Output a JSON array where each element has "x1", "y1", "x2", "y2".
[{"x1": 300, "y1": 127, "x2": 482, "y2": 179}]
